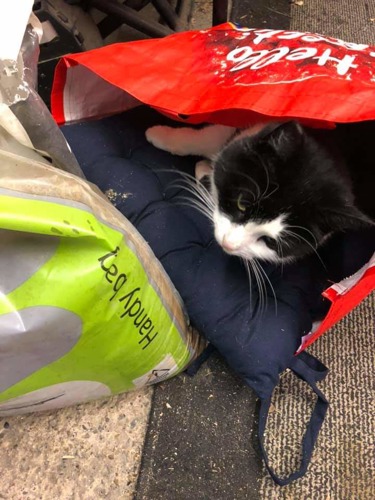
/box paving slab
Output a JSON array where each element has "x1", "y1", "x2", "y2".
[
  {"x1": 135, "y1": 353, "x2": 262, "y2": 500},
  {"x1": 0, "y1": 389, "x2": 152, "y2": 500}
]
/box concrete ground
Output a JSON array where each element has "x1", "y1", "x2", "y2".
[{"x1": 0, "y1": 389, "x2": 151, "y2": 499}]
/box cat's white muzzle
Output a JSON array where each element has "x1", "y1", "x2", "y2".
[{"x1": 213, "y1": 210, "x2": 284, "y2": 262}]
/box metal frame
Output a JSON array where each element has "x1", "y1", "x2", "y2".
[
  {"x1": 212, "y1": 0, "x2": 231, "y2": 25},
  {"x1": 85, "y1": 0, "x2": 231, "y2": 39},
  {"x1": 87, "y1": 0, "x2": 192, "y2": 38}
]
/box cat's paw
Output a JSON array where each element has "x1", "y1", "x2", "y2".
[{"x1": 145, "y1": 126, "x2": 177, "y2": 154}]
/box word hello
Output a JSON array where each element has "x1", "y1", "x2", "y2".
[
  {"x1": 227, "y1": 45, "x2": 358, "y2": 76},
  {"x1": 245, "y1": 29, "x2": 368, "y2": 51},
  {"x1": 226, "y1": 28, "x2": 373, "y2": 77}
]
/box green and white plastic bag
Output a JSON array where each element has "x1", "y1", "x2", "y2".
[{"x1": 0, "y1": 15, "x2": 203, "y2": 416}]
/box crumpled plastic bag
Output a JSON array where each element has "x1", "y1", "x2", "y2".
[{"x1": 0, "y1": 16, "x2": 203, "y2": 417}]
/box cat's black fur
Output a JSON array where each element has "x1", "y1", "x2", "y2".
[{"x1": 213, "y1": 121, "x2": 373, "y2": 262}]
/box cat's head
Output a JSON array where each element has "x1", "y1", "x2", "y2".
[{"x1": 210, "y1": 121, "x2": 370, "y2": 263}]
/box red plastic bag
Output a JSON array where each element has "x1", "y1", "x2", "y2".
[
  {"x1": 51, "y1": 23, "x2": 375, "y2": 351},
  {"x1": 52, "y1": 22, "x2": 375, "y2": 126}
]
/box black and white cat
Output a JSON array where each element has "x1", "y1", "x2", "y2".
[{"x1": 146, "y1": 121, "x2": 373, "y2": 264}]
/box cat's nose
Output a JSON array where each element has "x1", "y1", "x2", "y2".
[{"x1": 221, "y1": 236, "x2": 241, "y2": 253}]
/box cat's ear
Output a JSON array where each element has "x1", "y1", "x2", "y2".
[
  {"x1": 267, "y1": 121, "x2": 304, "y2": 160},
  {"x1": 320, "y1": 204, "x2": 373, "y2": 233}
]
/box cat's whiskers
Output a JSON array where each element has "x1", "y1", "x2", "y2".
[
  {"x1": 225, "y1": 191, "x2": 257, "y2": 205},
  {"x1": 169, "y1": 179, "x2": 212, "y2": 204},
  {"x1": 262, "y1": 183, "x2": 280, "y2": 201},
  {"x1": 180, "y1": 183, "x2": 215, "y2": 211},
  {"x1": 276, "y1": 238, "x2": 285, "y2": 273},
  {"x1": 178, "y1": 196, "x2": 214, "y2": 221},
  {"x1": 233, "y1": 169, "x2": 261, "y2": 200},
  {"x1": 242, "y1": 258, "x2": 254, "y2": 316},
  {"x1": 232, "y1": 185, "x2": 258, "y2": 203},
  {"x1": 257, "y1": 152, "x2": 271, "y2": 200},
  {"x1": 250, "y1": 149, "x2": 276, "y2": 202},
  {"x1": 283, "y1": 229, "x2": 326, "y2": 269},
  {"x1": 184, "y1": 172, "x2": 215, "y2": 202},
  {"x1": 168, "y1": 172, "x2": 215, "y2": 220},
  {"x1": 287, "y1": 224, "x2": 319, "y2": 248},
  {"x1": 253, "y1": 258, "x2": 278, "y2": 316},
  {"x1": 249, "y1": 258, "x2": 266, "y2": 318}
]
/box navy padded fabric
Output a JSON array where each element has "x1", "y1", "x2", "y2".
[
  {"x1": 61, "y1": 107, "x2": 374, "y2": 485},
  {"x1": 61, "y1": 108, "x2": 323, "y2": 394}
]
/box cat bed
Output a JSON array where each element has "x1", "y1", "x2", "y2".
[{"x1": 61, "y1": 107, "x2": 374, "y2": 485}]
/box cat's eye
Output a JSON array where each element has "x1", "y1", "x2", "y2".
[
  {"x1": 237, "y1": 193, "x2": 248, "y2": 212},
  {"x1": 258, "y1": 235, "x2": 276, "y2": 248}
]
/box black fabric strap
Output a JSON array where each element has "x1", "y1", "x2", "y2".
[
  {"x1": 258, "y1": 352, "x2": 329, "y2": 486},
  {"x1": 184, "y1": 344, "x2": 216, "y2": 377}
]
